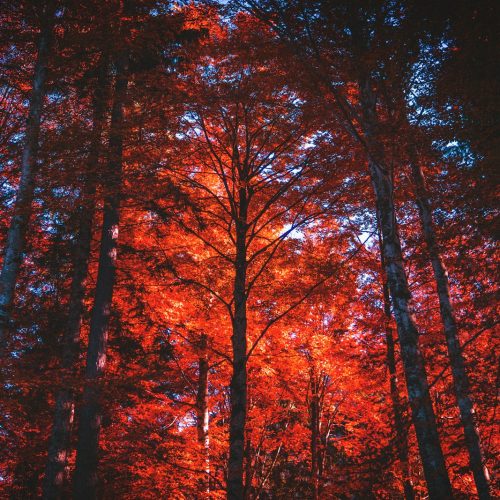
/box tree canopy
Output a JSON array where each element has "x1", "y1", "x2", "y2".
[{"x1": 0, "y1": 1, "x2": 498, "y2": 498}]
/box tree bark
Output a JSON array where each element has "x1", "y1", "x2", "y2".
[
  {"x1": 384, "y1": 325, "x2": 415, "y2": 500},
  {"x1": 410, "y1": 156, "x2": 491, "y2": 499},
  {"x1": 359, "y1": 78, "x2": 453, "y2": 499},
  {"x1": 227, "y1": 187, "x2": 248, "y2": 499},
  {"x1": 378, "y1": 227, "x2": 415, "y2": 500},
  {"x1": 0, "y1": 3, "x2": 55, "y2": 345},
  {"x1": 42, "y1": 56, "x2": 109, "y2": 500},
  {"x1": 197, "y1": 334, "x2": 210, "y2": 496},
  {"x1": 73, "y1": 52, "x2": 128, "y2": 500},
  {"x1": 309, "y1": 372, "x2": 320, "y2": 500},
  {"x1": 42, "y1": 389, "x2": 75, "y2": 499}
]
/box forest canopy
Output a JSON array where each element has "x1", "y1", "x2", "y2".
[{"x1": 0, "y1": 0, "x2": 498, "y2": 498}]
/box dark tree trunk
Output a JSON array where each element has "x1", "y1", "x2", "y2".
[
  {"x1": 228, "y1": 187, "x2": 248, "y2": 499},
  {"x1": 197, "y1": 334, "x2": 210, "y2": 495},
  {"x1": 359, "y1": 78, "x2": 452, "y2": 499},
  {"x1": 410, "y1": 157, "x2": 491, "y2": 499},
  {"x1": 378, "y1": 227, "x2": 415, "y2": 500},
  {"x1": 73, "y1": 52, "x2": 128, "y2": 500},
  {"x1": 42, "y1": 388, "x2": 75, "y2": 499},
  {"x1": 309, "y1": 373, "x2": 320, "y2": 500},
  {"x1": 42, "y1": 57, "x2": 109, "y2": 500},
  {"x1": 0, "y1": 3, "x2": 55, "y2": 345},
  {"x1": 385, "y1": 326, "x2": 415, "y2": 500}
]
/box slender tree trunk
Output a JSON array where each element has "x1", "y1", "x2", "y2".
[
  {"x1": 359, "y1": 78, "x2": 453, "y2": 499},
  {"x1": 385, "y1": 325, "x2": 415, "y2": 500},
  {"x1": 228, "y1": 188, "x2": 248, "y2": 499},
  {"x1": 42, "y1": 389, "x2": 75, "y2": 499},
  {"x1": 309, "y1": 373, "x2": 320, "y2": 500},
  {"x1": 0, "y1": 3, "x2": 55, "y2": 345},
  {"x1": 378, "y1": 227, "x2": 415, "y2": 500},
  {"x1": 197, "y1": 334, "x2": 210, "y2": 496},
  {"x1": 42, "y1": 57, "x2": 109, "y2": 500},
  {"x1": 73, "y1": 52, "x2": 128, "y2": 500},
  {"x1": 410, "y1": 156, "x2": 491, "y2": 499}
]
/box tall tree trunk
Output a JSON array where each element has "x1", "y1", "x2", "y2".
[
  {"x1": 359, "y1": 78, "x2": 453, "y2": 499},
  {"x1": 410, "y1": 155, "x2": 491, "y2": 499},
  {"x1": 378, "y1": 226, "x2": 415, "y2": 500},
  {"x1": 309, "y1": 372, "x2": 320, "y2": 500},
  {"x1": 0, "y1": 3, "x2": 55, "y2": 345},
  {"x1": 42, "y1": 56, "x2": 109, "y2": 500},
  {"x1": 384, "y1": 324, "x2": 415, "y2": 500},
  {"x1": 73, "y1": 52, "x2": 128, "y2": 500},
  {"x1": 197, "y1": 334, "x2": 210, "y2": 496},
  {"x1": 227, "y1": 187, "x2": 248, "y2": 499}
]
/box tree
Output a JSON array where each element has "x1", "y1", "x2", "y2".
[
  {"x1": 153, "y1": 18, "x2": 344, "y2": 496},
  {"x1": 72, "y1": 44, "x2": 129, "y2": 498},
  {"x1": 42, "y1": 52, "x2": 110, "y2": 499},
  {"x1": 0, "y1": 0, "x2": 56, "y2": 346}
]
